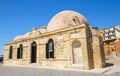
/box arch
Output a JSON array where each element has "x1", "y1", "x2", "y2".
[
  {"x1": 46, "y1": 39, "x2": 54, "y2": 59},
  {"x1": 17, "y1": 44, "x2": 23, "y2": 59},
  {"x1": 72, "y1": 40, "x2": 82, "y2": 65},
  {"x1": 9, "y1": 46, "x2": 13, "y2": 59},
  {"x1": 72, "y1": 16, "x2": 81, "y2": 25},
  {"x1": 31, "y1": 41, "x2": 37, "y2": 63}
]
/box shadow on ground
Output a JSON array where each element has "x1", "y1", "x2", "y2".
[{"x1": 105, "y1": 63, "x2": 114, "y2": 67}]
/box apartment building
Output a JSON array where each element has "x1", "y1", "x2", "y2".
[
  {"x1": 103, "y1": 26, "x2": 120, "y2": 41},
  {"x1": 102, "y1": 25, "x2": 120, "y2": 56}
]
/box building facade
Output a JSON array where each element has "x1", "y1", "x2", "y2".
[
  {"x1": 103, "y1": 26, "x2": 120, "y2": 41},
  {"x1": 101, "y1": 26, "x2": 120, "y2": 56},
  {"x1": 4, "y1": 10, "x2": 105, "y2": 70}
]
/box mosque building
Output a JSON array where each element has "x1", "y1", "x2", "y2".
[{"x1": 4, "y1": 10, "x2": 105, "y2": 70}]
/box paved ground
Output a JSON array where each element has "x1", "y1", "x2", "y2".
[
  {"x1": 104, "y1": 56, "x2": 120, "y2": 76},
  {"x1": 0, "y1": 65, "x2": 107, "y2": 76},
  {"x1": 0, "y1": 56, "x2": 120, "y2": 76}
]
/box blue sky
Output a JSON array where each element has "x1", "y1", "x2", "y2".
[{"x1": 0, "y1": 0, "x2": 120, "y2": 54}]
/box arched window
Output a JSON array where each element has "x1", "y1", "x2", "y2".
[
  {"x1": 73, "y1": 19, "x2": 76, "y2": 24},
  {"x1": 17, "y1": 44, "x2": 23, "y2": 59},
  {"x1": 9, "y1": 46, "x2": 13, "y2": 59},
  {"x1": 31, "y1": 41, "x2": 37, "y2": 63},
  {"x1": 72, "y1": 16, "x2": 81, "y2": 25},
  {"x1": 46, "y1": 39, "x2": 54, "y2": 59}
]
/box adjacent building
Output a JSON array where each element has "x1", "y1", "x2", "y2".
[
  {"x1": 100, "y1": 26, "x2": 120, "y2": 56},
  {"x1": 4, "y1": 10, "x2": 105, "y2": 70},
  {"x1": 103, "y1": 26, "x2": 120, "y2": 41}
]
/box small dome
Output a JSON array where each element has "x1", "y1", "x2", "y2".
[
  {"x1": 32, "y1": 27, "x2": 37, "y2": 31},
  {"x1": 39, "y1": 26, "x2": 47, "y2": 33},
  {"x1": 32, "y1": 29, "x2": 38, "y2": 34},
  {"x1": 23, "y1": 32, "x2": 31, "y2": 38},
  {"x1": 13, "y1": 35, "x2": 23, "y2": 41},
  {"x1": 47, "y1": 10, "x2": 88, "y2": 31},
  {"x1": 40, "y1": 26, "x2": 47, "y2": 29},
  {"x1": 39, "y1": 29, "x2": 47, "y2": 33}
]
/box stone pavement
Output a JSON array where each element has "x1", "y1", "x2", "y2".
[
  {"x1": 104, "y1": 56, "x2": 120, "y2": 76},
  {"x1": 0, "y1": 56, "x2": 120, "y2": 76},
  {"x1": 0, "y1": 65, "x2": 107, "y2": 76}
]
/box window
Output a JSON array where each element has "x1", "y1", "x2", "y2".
[
  {"x1": 31, "y1": 41, "x2": 37, "y2": 63},
  {"x1": 9, "y1": 46, "x2": 13, "y2": 59},
  {"x1": 46, "y1": 39, "x2": 54, "y2": 59},
  {"x1": 72, "y1": 16, "x2": 81, "y2": 25},
  {"x1": 17, "y1": 44, "x2": 23, "y2": 59},
  {"x1": 73, "y1": 19, "x2": 76, "y2": 24},
  {"x1": 108, "y1": 36, "x2": 111, "y2": 39}
]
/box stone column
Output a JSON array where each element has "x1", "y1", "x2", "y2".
[
  {"x1": 81, "y1": 38, "x2": 90, "y2": 70},
  {"x1": 3, "y1": 46, "x2": 9, "y2": 64},
  {"x1": 80, "y1": 25, "x2": 90, "y2": 70},
  {"x1": 13, "y1": 47, "x2": 17, "y2": 60},
  {"x1": 92, "y1": 28, "x2": 105, "y2": 68},
  {"x1": 27, "y1": 45, "x2": 31, "y2": 64},
  {"x1": 22, "y1": 45, "x2": 30, "y2": 64}
]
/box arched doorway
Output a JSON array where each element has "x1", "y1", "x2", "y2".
[
  {"x1": 72, "y1": 40, "x2": 82, "y2": 65},
  {"x1": 31, "y1": 41, "x2": 37, "y2": 63}
]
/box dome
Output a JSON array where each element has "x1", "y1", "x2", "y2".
[
  {"x1": 39, "y1": 29, "x2": 47, "y2": 33},
  {"x1": 13, "y1": 35, "x2": 23, "y2": 41},
  {"x1": 23, "y1": 32, "x2": 31, "y2": 38},
  {"x1": 39, "y1": 26, "x2": 47, "y2": 33},
  {"x1": 47, "y1": 10, "x2": 88, "y2": 32}
]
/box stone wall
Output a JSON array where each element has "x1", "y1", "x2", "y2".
[
  {"x1": 4, "y1": 24, "x2": 105, "y2": 70},
  {"x1": 104, "y1": 40, "x2": 120, "y2": 56},
  {"x1": 114, "y1": 41, "x2": 120, "y2": 55}
]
